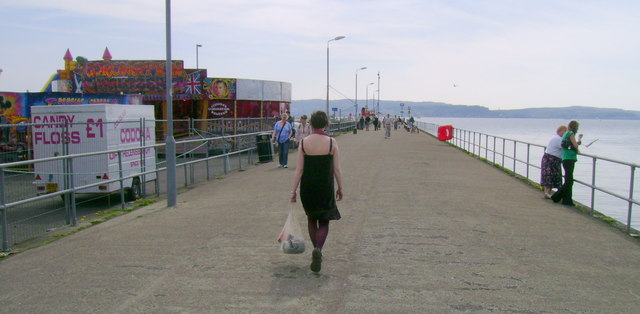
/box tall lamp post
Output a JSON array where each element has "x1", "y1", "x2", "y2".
[
  {"x1": 365, "y1": 82, "x2": 374, "y2": 113},
  {"x1": 377, "y1": 72, "x2": 381, "y2": 114},
  {"x1": 326, "y1": 35, "x2": 345, "y2": 115},
  {"x1": 196, "y1": 44, "x2": 202, "y2": 70},
  {"x1": 165, "y1": 0, "x2": 177, "y2": 206},
  {"x1": 372, "y1": 90, "x2": 379, "y2": 114},
  {"x1": 355, "y1": 66, "x2": 367, "y2": 120}
]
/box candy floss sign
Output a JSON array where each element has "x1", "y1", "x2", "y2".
[{"x1": 208, "y1": 102, "x2": 231, "y2": 117}]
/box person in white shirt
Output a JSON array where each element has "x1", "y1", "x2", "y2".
[
  {"x1": 294, "y1": 115, "x2": 311, "y2": 148},
  {"x1": 541, "y1": 125, "x2": 567, "y2": 198},
  {"x1": 383, "y1": 114, "x2": 392, "y2": 139}
]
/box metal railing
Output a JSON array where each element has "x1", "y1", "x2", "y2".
[
  {"x1": 417, "y1": 121, "x2": 639, "y2": 234},
  {"x1": 328, "y1": 120, "x2": 357, "y2": 134},
  {"x1": 0, "y1": 117, "x2": 279, "y2": 252}
]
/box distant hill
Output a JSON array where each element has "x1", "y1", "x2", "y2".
[{"x1": 291, "y1": 99, "x2": 640, "y2": 120}]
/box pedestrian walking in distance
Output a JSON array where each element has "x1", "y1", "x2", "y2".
[{"x1": 383, "y1": 114, "x2": 392, "y2": 139}]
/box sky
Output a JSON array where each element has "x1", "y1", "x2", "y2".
[{"x1": 1, "y1": 0, "x2": 639, "y2": 111}]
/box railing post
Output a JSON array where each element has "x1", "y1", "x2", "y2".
[
  {"x1": 1, "y1": 168, "x2": 8, "y2": 252},
  {"x1": 118, "y1": 151, "x2": 125, "y2": 209},
  {"x1": 627, "y1": 166, "x2": 635, "y2": 234},
  {"x1": 485, "y1": 134, "x2": 489, "y2": 160},
  {"x1": 63, "y1": 121, "x2": 71, "y2": 224},
  {"x1": 502, "y1": 138, "x2": 505, "y2": 168},
  {"x1": 190, "y1": 158, "x2": 195, "y2": 185},
  {"x1": 526, "y1": 143, "x2": 530, "y2": 180},
  {"x1": 68, "y1": 154, "x2": 77, "y2": 226},
  {"x1": 183, "y1": 161, "x2": 188, "y2": 187},
  {"x1": 492, "y1": 136, "x2": 496, "y2": 164},
  {"x1": 591, "y1": 157, "x2": 597, "y2": 216},
  {"x1": 464, "y1": 130, "x2": 467, "y2": 151},
  {"x1": 224, "y1": 150, "x2": 229, "y2": 175},
  {"x1": 140, "y1": 117, "x2": 147, "y2": 198},
  {"x1": 511, "y1": 141, "x2": 516, "y2": 173},
  {"x1": 155, "y1": 146, "x2": 160, "y2": 197},
  {"x1": 205, "y1": 143, "x2": 211, "y2": 181},
  {"x1": 472, "y1": 131, "x2": 476, "y2": 156}
]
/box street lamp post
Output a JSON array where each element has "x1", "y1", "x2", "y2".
[
  {"x1": 326, "y1": 35, "x2": 345, "y2": 115},
  {"x1": 377, "y1": 72, "x2": 381, "y2": 114},
  {"x1": 366, "y1": 82, "x2": 374, "y2": 113},
  {"x1": 355, "y1": 66, "x2": 367, "y2": 121},
  {"x1": 165, "y1": 0, "x2": 177, "y2": 206},
  {"x1": 196, "y1": 44, "x2": 202, "y2": 70},
  {"x1": 372, "y1": 90, "x2": 378, "y2": 114}
]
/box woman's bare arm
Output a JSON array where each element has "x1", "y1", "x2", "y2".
[
  {"x1": 332, "y1": 138, "x2": 344, "y2": 201},
  {"x1": 290, "y1": 144, "x2": 305, "y2": 202}
]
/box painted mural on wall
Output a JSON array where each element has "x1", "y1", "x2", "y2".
[
  {"x1": 0, "y1": 92, "x2": 28, "y2": 124},
  {"x1": 181, "y1": 69, "x2": 207, "y2": 95},
  {"x1": 0, "y1": 92, "x2": 141, "y2": 122},
  {"x1": 76, "y1": 60, "x2": 185, "y2": 94},
  {"x1": 207, "y1": 101, "x2": 234, "y2": 118},
  {"x1": 203, "y1": 78, "x2": 236, "y2": 100},
  {"x1": 26, "y1": 93, "x2": 142, "y2": 110}
]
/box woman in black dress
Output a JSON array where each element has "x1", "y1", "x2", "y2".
[{"x1": 290, "y1": 111, "x2": 344, "y2": 272}]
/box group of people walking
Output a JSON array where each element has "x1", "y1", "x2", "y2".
[
  {"x1": 271, "y1": 111, "x2": 419, "y2": 272},
  {"x1": 273, "y1": 114, "x2": 583, "y2": 273},
  {"x1": 540, "y1": 120, "x2": 583, "y2": 206}
]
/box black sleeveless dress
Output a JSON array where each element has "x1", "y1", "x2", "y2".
[{"x1": 300, "y1": 138, "x2": 341, "y2": 221}]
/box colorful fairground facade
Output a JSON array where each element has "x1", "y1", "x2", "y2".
[{"x1": 0, "y1": 47, "x2": 291, "y2": 138}]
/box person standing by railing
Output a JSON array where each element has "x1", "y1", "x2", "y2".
[
  {"x1": 541, "y1": 125, "x2": 567, "y2": 198},
  {"x1": 272, "y1": 113, "x2": 293, "y2": 168},
  {"x1": 551, "y1": 120, "x2": 583, "y2": 206}
]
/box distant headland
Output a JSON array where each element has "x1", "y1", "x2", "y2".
[{"x1": 292, "y1": 99, "x2": 640, "y2": 120}]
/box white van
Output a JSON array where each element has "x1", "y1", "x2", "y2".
[{"x1": 31, "y1": 104, "x2": 156, "y2": 200}]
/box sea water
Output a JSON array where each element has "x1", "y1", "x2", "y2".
[{"x1": 417, "y1": 117, "x2": 640, "y2": 230}]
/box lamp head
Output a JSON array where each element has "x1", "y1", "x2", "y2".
[{"x1": 334, "y1": 36, "x2": 346, "y2": 41}]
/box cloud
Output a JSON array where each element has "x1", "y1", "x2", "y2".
[{"x1": 3, "y1": 0, "x2": 639, "y2": 109}]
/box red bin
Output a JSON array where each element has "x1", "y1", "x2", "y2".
[{"x1": 437, "y1": 125, "x2": 453, "y2": 141}]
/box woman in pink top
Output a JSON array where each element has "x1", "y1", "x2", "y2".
[{"x1": 294, "y1": 115, "x2": 311, "y2": 148}]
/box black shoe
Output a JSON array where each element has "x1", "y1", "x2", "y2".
[
  {"x1": 562, "y1": 202, "x2": 576, "y2": 207},
  {"x1": 310, "y1": 248, "x2": 322, "y2": 272}
]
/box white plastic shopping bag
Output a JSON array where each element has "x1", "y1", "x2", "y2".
[{"x1": 277, "y1": 204, "x2": 306, "y2": 254}]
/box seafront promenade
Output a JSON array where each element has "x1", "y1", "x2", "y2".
[{"x1": 1, "y1": 128, "x2": 639, "y2": 313}]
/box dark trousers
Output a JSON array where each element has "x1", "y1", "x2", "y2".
[
  {"x1": 278, "y1": 140, "x2": 290, "y2": 166},
  {"x1": 552, "y1": 159, "x2": 576, "y2": 204}
]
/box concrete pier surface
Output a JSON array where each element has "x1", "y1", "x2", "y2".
[{"x1": 1, "y1": 128, "x2": 639, "y2": 313}]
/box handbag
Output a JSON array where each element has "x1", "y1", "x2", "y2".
[{"x1": 277, "y1": 204, "x2": 306, "y2": 254}]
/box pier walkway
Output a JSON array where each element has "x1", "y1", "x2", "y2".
[{"x1": 1, "y1": 128, "x2": 639, "y2": 313}]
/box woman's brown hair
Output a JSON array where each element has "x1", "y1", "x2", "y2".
[{"x1": 309, "y1": 111, "x2": 328, "y2": 129}]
